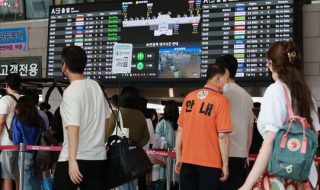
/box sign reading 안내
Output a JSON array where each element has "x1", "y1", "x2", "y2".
[
  {"x1": 111, "y1": 43, "x2": 133, "y2": 74},
  {"x1": 0, "y1": 57, "x2": 41, "y2": 78},
  {"x1": 0, "y1": 27, "x2": 28, "y2": 52}
]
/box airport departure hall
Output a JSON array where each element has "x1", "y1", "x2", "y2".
[{"x1": 1, "y1": 0, "x2": 320, "y2": 190}]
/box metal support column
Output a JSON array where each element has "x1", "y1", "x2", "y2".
[{"x1": 19, "y1": 143, "x2": 26, "y2": 190}]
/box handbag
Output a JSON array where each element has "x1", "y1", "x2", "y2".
[
  {"x1": 95, "y1": 80, "x2": 152, "y2": 189},
  {"x1": 105, "y1": 135, "x2": 152, "y2": 188}
]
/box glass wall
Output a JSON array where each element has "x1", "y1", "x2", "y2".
[
  {"x1": 0, "y1": 0, "x2": 24, "y2": 22},
  {"x1": 26, "y1": 0, "x2": 52, "y2": 19},
  {"x1": 53, "y1": 0, "x2": 106, "y2": 5},
  {"x1": 0, "y1": 0, "x2": 111, "y2": 22}
]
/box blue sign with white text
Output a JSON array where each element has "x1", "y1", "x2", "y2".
[{"x1": 0, "y1": 27, "x2": 28, "y2": 52}]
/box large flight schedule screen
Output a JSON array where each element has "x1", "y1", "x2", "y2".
[{"x1": 47, "y1": 0, "x2": 298, "y2": 83}]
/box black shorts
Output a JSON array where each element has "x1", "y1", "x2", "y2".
[
  {"x1": 180, "y1": 163, "x2": 222, "y2": 190},
  {"x1": 53, "y1": 160, "x2": 106, "y2": 190}
]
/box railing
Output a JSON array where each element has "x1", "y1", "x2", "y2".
[{"x1": 0, "y1": 144, "x2": 319, "y2": 190}]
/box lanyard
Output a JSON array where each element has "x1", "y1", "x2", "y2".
[{"x1": 203, "y1": 87, "x2": 222, "y2": 94}]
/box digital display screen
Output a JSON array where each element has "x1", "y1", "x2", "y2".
[{"x1": 47, "y1": 0, "x2": 298, "y2": 84}]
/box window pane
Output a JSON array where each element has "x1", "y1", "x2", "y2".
[
  {"x1": 57, "y1": 0, "x2": 100, "y2": 5},
  {"x1": 26, "y1": 0, "x2": 53, "y2": 19},
  {"x1": 61, "y1": 0, "x2": 84, "y2": 4},
  {"x1": 0, "y1": 0, "x2": 24, "y2": 22}
]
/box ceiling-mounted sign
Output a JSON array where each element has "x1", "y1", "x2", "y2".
[
  {"x1": 0, "y1": 57, "x2": 41, "y2": 78},
  {"x1": 0, "y1": 27, "x2": 28, "y2": 52}
]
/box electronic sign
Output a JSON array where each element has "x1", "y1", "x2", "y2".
[{"x1": 47, "y1": 0, "x2": 299, "y2": 84}]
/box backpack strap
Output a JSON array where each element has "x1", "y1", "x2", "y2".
[
  {"x1": 282, "y1": 86, "x2": 295, "y2": 120},
  {"x1": 6, "y1": 94, "x2": 18, "y2": 103},
  {"x1": 282, "y1": 85, "x2": 308, "y2": 154},
  {"x1": 94, "y1": 79, "x2": 123, "y2": 135},
  {"x1": 4, "y1": 122, "x2": 11, "y2": 139},
  {"x1": 4, "y1": 94, "x2": 18, "y2": 140}
]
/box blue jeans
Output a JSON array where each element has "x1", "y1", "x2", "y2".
[
  {"x1": 19, "y1": 152, "x2": 42, "y2": 190},
  {"x1": 116, "y1": 179, "x2": 137, "y2": 190}
]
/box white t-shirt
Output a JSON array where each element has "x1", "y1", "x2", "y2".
[
  {"x1": 143, "y1": 118, "x2": 155, "y2": 149},
  {"x1": 59, "y1": 79, "x2": 111, "y2": 161},
  {"x1": 0, "y1": 94, "x2": 21, "y2": 145},
  {"x1": 258, "y1": 80, "x2": 320, "y2": 137},
  {"x1": 223, "y1": 83, "x2": 254, "y2": 158}
]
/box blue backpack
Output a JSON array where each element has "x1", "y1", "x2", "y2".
[{"x1": 268, "y1": 86, "x2": 318, "y2": 181}]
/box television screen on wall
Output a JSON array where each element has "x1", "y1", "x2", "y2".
[{"x1": 47, "y1": 0, "x2": 300, "y2": 86}]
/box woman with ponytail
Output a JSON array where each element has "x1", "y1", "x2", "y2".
[{"x1": 239, "y1": 41, "x2": 320, "y2": 190}]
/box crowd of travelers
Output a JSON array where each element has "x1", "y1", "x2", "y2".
[{"x1": 0, "y1": 41, "x2": 319, "y2": 190}]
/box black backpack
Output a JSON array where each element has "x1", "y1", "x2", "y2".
[
  {"x1": 50, "y1": 107, "x2": 63, "y2": 143},
  {"x1": 33, "y1": 125, "x2": 59, "y2": 171}
]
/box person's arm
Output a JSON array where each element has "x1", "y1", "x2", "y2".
[
  {"x1": 218, "y1": 132, "x2": 229, "y2": 181},
  {"x1": 175, "y1": 126, "x2": 182, "y2": 174},
  {"x1": 67, "y1": 125, "x2": 83, "y2": 184},
  {"x1": 0, "y1": 114, "x2": 7, "y2": 140},
  {"x1": 239, "y1": 131, "x2": 276, "y2": 190}
]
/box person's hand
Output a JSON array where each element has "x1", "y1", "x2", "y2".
[
  {"x1": 220, "y1": 165, "x2": 229, "y2": 181},
  {"x1": 68, "y1": 159, "x2": 83, "y2": 184},
  {"x1": 175, "y1": 160, "x2": 182, "y2": 174}
]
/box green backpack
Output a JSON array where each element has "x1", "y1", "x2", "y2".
[{"x1": 268, "y1": 87, "x2": 318, "y2": 181}]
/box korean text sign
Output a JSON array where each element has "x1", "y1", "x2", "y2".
[{"x1": 0, "y1": 27, "x2": 28, "y2": 52}]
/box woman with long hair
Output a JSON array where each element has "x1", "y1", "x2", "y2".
[
  {"x1": 156, "y1": 100, "x2": 179, "y2": 148},
  {"x1": 153, "y1": 100, "x2": 179, "y2": 181},
  {"x1": 12, "y1": 96, "x2": 43, "y2": 190},
  {"x1": 239, "y1": 41, "x2": 320, "y2": 189}
]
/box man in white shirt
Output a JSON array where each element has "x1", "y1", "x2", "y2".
[
  {"x1": 53, "y1": 46, "x2": 111, "y2": 190},
  {"x1": 0, "y1": 73, "x2": 22, "y2": 190},
  {"x1": 217, "y1": 55, "x2": 254, "y2": 190}
]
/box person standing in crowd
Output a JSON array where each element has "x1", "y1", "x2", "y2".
[
  {"x1": 149, "y1": 108, "x2": 159, "y2": 131},
  {"x1": 53, "y1": 46, "x2": 111, "y2": 190},
  {"x1": 249, "y1": 102, "x2": 263, "y2": 154},
  {"x1": 239, "y1": 41, "x2": 320, "y2": 189},
  {"x1": 39, "y1": 102, "x2": 54, "y2": 124},
  {"x1": 175, "y1": 63, "x2": 232, "y2": 190},
  {"x1": 12, "y1": 96, "x2": 43, "y2": 190},
  {"x1": 0, "y1": 73, "x2": 22, "y2": 190},
  {"x1": 216, "y1": 55, "x2": 254, "y2": 190},
  {"x1": 26, "y1": 90, "x2": 49, "y2": 129},
  {"x1": 105, "y1": 86, "x2": 150, "y2": 190},
  {"x1": 138, "y1": 96, "x2": 154, "y2": 190},
  {"x1": 154, "y1": 100, "x2": 179, "y2": 180},
  {"x1": 139, "y1": 97, "x2": 155, "y2": 150},
  {"x1": 155, "y1": 100, "x2": 179, "y2": 150},
  {"x1": 24, "y1": 90, "x2": 52, "y2": 190}
]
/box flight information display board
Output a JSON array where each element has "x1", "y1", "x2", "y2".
[
  {"x1": 47, "y1": 0, "x2": 299, "y2": 83},
  {"x1": 201, "y1": 0, "x2": 295, "y2": 79}
]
